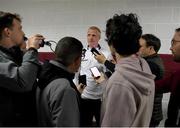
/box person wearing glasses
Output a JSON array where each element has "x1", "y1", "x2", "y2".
[{"x1": 156, "y1": 28, "x2": 180, "y2": 127}]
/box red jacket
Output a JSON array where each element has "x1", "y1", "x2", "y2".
[{"x1": 155, "y1": 69, "x2": 180, "y2": 94}]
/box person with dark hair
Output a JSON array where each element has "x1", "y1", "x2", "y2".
[
  {"x1": 138, "y1": 34, "x2": 164, "y2": 127},
  {"x1": 95, "y1": 13, "x2": 155, "y2": 127},
  {"x1": 0, "y1": 11, "x2": 44, "y2": 126},
  {"x1": 155, "y1": 27, "x2": 180, "y2": 127},
  {"x1": 139, "y1": 34, "x2": 161, "y2": 57},
  {"x1": 36, "y1": 37, "x2": 84, "y2": 127},
  {"x1": 95, "y1": 34, "x2": 165, "y2": 126}
]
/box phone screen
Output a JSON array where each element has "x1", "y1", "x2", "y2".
[{"x1": 90, "y1": 67, "x2": 101, "y2": 78}]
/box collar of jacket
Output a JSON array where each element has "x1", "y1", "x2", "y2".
[
  {"x1": 143, "y1": 53, "x2": 158, "y2": 60},
  {"x1": 0, "y1": 45, "x2": 23, "y2": 65},
  {"x1": 38, "y1": 60, "x2": 75, "y2": 90},
  {"x1": 87, "y1": 44, "x2": 101, "y2": 50}
]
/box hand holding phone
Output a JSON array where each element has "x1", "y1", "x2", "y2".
[
  {"x1": 90, "y1": 67, "x2": 106, "y2": 84},
  {"x1": 77, "y1": 83, "x2": 86, "y2": 93},
  {"x1": 90, "y1": 67, "x2": 101, "y2": 78},
  {"x1": 91, "y1": 48, "x2": 100, "y2": 55}
]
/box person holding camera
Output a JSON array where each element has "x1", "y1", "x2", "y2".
[{"x1": 0, "y1": 11, "x2": 44, "y2": 126}]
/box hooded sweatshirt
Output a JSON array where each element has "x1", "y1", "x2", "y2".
[
  {"x1": 101, "y1": 55, "x2": 155, "y2": 127},
  {"x1": 36, "y1": 60, "x2": 81, "y2": 127}
]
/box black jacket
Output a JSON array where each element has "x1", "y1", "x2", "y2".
[
  {"x1": 0, "y1": 46, "x2": 40, "y2": 126},
  {"x1": 144, "y1": 53, "x2": 164, "y2": 126}
]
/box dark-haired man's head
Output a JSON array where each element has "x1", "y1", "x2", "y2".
[
  {"x1": 170, "y1": 28, "x2": 180, "y2": 62},
  {"x1": 0, "y1": 11, "x2": 25, "y2": 48},
  {"x1": 55, "y1": 36, "x2": 83, "y2": 73},
  {"x1": 105, "y1": 13, "x2": 142, "y2": 57},
  {"x1": 139, "y1": 34, "x2": 161, "y2": 57}
]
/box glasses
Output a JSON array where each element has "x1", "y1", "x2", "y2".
[{"x1": 171, "y1": 39, "x2": 180, "y2": 45}]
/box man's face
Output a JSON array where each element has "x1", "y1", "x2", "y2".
[
  {"x1": 170, "y1": 31, "x2": 180, "y2": 62},
  {"x1": 138, "y1": 38, "x2": 151, "y2": 57},
  {"x1": 87, "y1": 29, "x2": 100, "y2": 48},
  {"x1": 9, "y1": 19, "x2": 25, "y2": 47}
]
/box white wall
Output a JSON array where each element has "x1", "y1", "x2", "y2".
[
  {"x1": 1, "y1": 0, "x2": 177, "y2": 126},
  {"x1": 1, "y1": 0, "x2": 180, "y2": 53}
]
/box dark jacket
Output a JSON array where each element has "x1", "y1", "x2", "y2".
[
  {"x1": 144, "y1": 53, "x2": 164, "y2": 126},
  {"x1": 104, "y1": 60, "x2": 115, "y2": 73},
  {"x1": 156, "y1": 69, "x2": 180, "y2": 127},
  {"x1": 0, "y1": 46, "x2": 40, "y2": 126},
  {"x1": 36, "y1": 60, "x2": 81, "y2": 127}
]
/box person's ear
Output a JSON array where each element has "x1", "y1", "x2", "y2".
[
  {"x1": 3, "y1": 27, "x2": 11, "y2": 38},
  {"x1": 149, "y1": 46, "x2": 154, "y2": 51}
]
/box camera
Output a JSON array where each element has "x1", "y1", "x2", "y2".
[
  {"x1": 23, "y1": 36, "x2": 51, "y2": 47},
  {"x1": 39, "y1": 40, "x2": 51, "y2": 47}
]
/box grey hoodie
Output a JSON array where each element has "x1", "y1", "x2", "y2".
[{"x1": 101, "y1": 55, "x2": 155, "y2": 127}]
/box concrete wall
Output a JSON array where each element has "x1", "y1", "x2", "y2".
[{"x1": 1, "y1": 0, "x2": 180, "y2": 53}]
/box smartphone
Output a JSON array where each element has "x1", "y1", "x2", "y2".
[
  {"x1": 91, "y1": 48, "x2": 100, "y2": 55},
  {"x1": 90, "y1": 67, "x2": 101, "y2": 78},
  {"x1": 78, "y1": 75, "x2": 87, "y2": 86}
]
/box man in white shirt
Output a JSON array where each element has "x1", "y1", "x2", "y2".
[{"x1": 79, "y1": 26, "x2": 109, "y2": 126}]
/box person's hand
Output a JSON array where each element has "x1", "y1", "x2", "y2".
[
  {"x1": 94, "y1": 52, "x2": 106, "y2": 64},
  {"x1": 94, "y1": 72, "x2": 105, "y2": 84},
  {"x1": 77, "y1": 83, "x2": 86, "y2": 94},
  {"x1": 26, "y1": 34, "x2": 45, "y2": 50}
]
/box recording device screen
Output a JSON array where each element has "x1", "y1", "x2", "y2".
[
  {"x1": 90, "y1": 67, "x2": 101, "y2": 78},
  {"x1": 78, "y1": 75, "x2": 87, "y2": 86},
  {"x1": 91, "y1": 48, "x2": 100, "y2": 55}
]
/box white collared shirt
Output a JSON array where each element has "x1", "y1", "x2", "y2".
[{"x1": 79, "y1": 46, "x2": 110, "y2": 99}]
